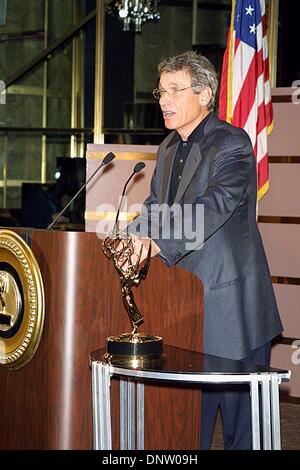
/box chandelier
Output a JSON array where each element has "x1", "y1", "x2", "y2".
[{"x1": 105, "y1": 1, "x2": 160, "y2": 33}]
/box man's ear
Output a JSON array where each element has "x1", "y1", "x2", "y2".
[{"x1": 199, "y1": 87, "x2": 212, "y2": 107}]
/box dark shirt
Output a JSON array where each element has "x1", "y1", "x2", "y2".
[{"x1": 169, "y1": 113, "x2": 211, "y2": 204}]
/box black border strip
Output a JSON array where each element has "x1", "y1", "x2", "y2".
[
  {"x1": 269, "y1": 156, "x2": 300, "y2": 163},
  {"x1": 272, "y1": 276, "x2": 300, "y2": 285},
  {"x1": 258, "y1": 216, "x2": 300, "y2": 224},
  {"x1": 272, "y1": 95, "x2": 293, "y2": 103},
  {"x1": 278, "y1": 337, "x2": 300, "y2": 345}
]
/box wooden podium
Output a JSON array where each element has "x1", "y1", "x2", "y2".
[{"x1": 0, "y1": 229, "x2": 203, "y2": 449}]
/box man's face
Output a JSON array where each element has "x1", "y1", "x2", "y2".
[{"x1": 159, "y1": 70, "x2": 211, "y2": 140}]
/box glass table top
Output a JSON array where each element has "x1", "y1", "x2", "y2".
[{"x1": 90, "y1": 344, "x2": 290, "y2": 377}]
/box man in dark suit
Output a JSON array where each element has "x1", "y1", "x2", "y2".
[{"x1": 123, "y1": 50, "x2": 283, "y2": 449}]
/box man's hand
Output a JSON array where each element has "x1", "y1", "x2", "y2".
[{"x1": 118, "y1": 236, "x2": 160, "y2": 271}]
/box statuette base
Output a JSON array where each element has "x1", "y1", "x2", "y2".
[{"x1": 106, "y1": 332, "x2": 164, "y2": 367}]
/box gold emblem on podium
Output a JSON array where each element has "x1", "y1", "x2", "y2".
[{"x1": 0, "y1": 230, "x2": 45, "y2": 369}]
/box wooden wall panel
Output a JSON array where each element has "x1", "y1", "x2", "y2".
[
  {"x1": 259, "y1": 88, "x2": 300, "y2": 397},
  {"x1": 273, "y1": 285, "x2": 300, "y2": 338},
  {"x1": 258, "y1": 224, "x2": 300, "y2": 278},
  {"x1": 259, "y1": 164, "x2": 300, "y2": 216},
  {"x1": 268, "y1": 88, "x2": 300, "y2": 155}
]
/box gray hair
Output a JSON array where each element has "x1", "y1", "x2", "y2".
[{"x1": 158, "y1": 50, "x2": 218, "y2": 111}]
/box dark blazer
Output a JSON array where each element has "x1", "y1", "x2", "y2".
[{"x1": 130, "y1": 113, "x2": 283, "y2": 360}]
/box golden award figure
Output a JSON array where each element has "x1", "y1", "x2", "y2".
[{"x1": 102, "y1": 227, "x2": 163, "y2": 366}]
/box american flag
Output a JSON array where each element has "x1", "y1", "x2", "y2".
[{"x1": 219, "y1": 0, "x2": 273, "y2": 200}]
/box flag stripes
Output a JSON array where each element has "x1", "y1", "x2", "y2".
[{"x1": 219, "y1": 0, "x2": 273, "y2": 201}]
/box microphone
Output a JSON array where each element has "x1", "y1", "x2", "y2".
[
  {"x1": 113, "y1": 161, "x2": 145, "y2": 236},
  {"x1": 47, "y1": 152, "x2": 116, "y2": 230}
]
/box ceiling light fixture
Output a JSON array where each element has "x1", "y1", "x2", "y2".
[{"x1": 106, "y1": 0, "x2": 160, "y2": 33}]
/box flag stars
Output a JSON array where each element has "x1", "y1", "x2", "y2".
[
  {"x1": 249, "y1": 23, "x2": 256, "y2": 34},
  {"x1": 245, "y1": 5, "x2": 254, "y2": 15}
]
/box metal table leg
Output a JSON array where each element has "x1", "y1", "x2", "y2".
[
  {"x1": 137, "y1": 382, "x2": 144, "y2": 450},
  {"x1": 92, "y1": 362, "x2": 112, "y2": 449},
  {"x1": 261, "y1": 375, "x2": 271, "y2": 449},
  {"x1": 120, "y1": 379, "x2": 143, "y2": 450},
  {"x1": 127, "y1": 380, "x2": 135, "y2": 449},
  {"x1": 120, "y1": 379, "x2": 127, "y2": 449},
  {"x1": 250, "y1": 375, "x2": 261, "y2": 450},
  {"x1": 270, "y1": 373, "x2": 281, "y2": 450}
]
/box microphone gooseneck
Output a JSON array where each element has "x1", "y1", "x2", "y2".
[
  {"x1": 47, "y1": 152, "x2": 116, "y2": 230},
  {"x1": 113, "y1": 161, "x2": 145, "y2": 235}
]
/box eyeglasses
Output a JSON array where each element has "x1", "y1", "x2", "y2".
[{"x1": 152, "y1": 85, "x2": 201, "y2": 100}]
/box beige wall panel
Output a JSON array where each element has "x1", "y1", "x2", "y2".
[
  {"x1": 85, "y1": 159, "x2": 156, "y2": 233},
  {"x1": 268, "y1": 99, "x2": 300, "y2": 156},
  {"x1": 258, "y1": 164, "x2": 300, "y2": 216},
  {"x1": 271, "y1": 87, "x2": 295, "y2": 96},
  {"x1": 258, "y1": 224, "x2": 300, "y2": 277},
  {"x1": 271, "y1": 343, "x2": 300, "y2": 398},
  {"x1": 86, "y1": 158, "x2": 155, "y2": 209},
  {"x1": 273, "y1": 284, "x2": 300, "y2": 338},
  {"x1": 85, "y1": 144, "x2": 157, "y2": 233}
]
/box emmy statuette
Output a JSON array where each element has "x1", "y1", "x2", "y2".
[{"x1": 102, "y1": 230, "x2": 164, "y2": 367}]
